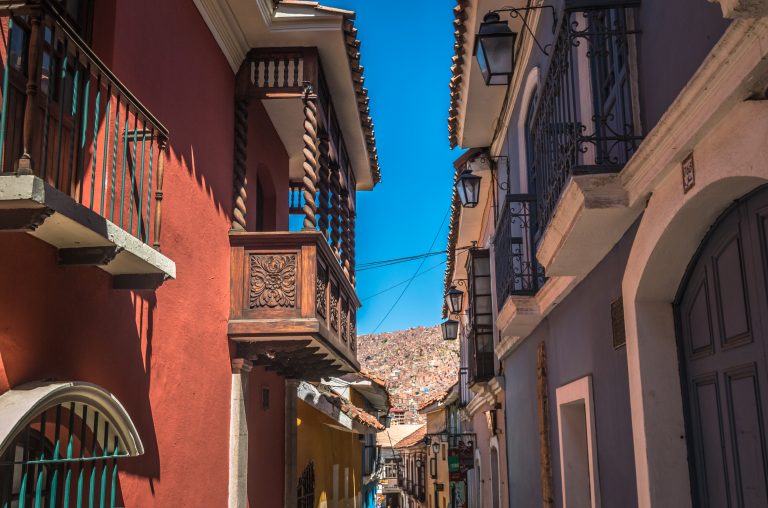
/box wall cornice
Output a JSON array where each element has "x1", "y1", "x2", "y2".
[{"x1": 192, "y1": 0, "x2": 250, "y2": 72}]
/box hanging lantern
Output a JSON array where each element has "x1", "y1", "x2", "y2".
[
  {"x1": 456, "y1": 170, "x2": 481, "y2": 208},
  {"x1": 445, "y1": 286, "x2": 464, "y2": 314},
  {"x1": 474, "y1": 12, "x2": 517, "y2": 86},
  {"x1": 441, "y1": 319, "x2": 459, "y2": 340}
]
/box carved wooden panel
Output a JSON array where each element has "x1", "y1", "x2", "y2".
[
  {"x1": 316, "y1": 262, "x2": 328, "y2": 318},
  {"x1": 341, "y1": 297, "x2": 348, "y2": 343},
  {"x1": 249, "y1": 254, "x2": 297, "y2": 308},
  {"x1": 686, "y1": 274, "x2": 715, "y2": 358},
  {"x1": 713, "y1": 233, "x2": 752, "y2": 349},
  {"x1": 330, "y1": 280, "x2": 339, "y2": 331},
  {"x1": 350, "y1": 312, "x2": 357, "y2": 351},
  {"x1": 690, "y1": 373, "x2": 729, "y2": 506}
]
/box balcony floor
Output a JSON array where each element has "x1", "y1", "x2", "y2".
[{"x1": 0, "y1": 174, "x2": 175, "y2": 288}]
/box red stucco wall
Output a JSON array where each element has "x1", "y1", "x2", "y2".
[
  {"x1": 0, "y1": 0, "x2": 290, "y2": 505},
  {"x1": 246, "y1": 101, "x2": 290, "y2": 232},
  {"x1": 247, "y1": 368, "x2": 286, "y2": 507}
]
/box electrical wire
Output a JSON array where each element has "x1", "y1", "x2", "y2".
[
  {"x1": 360, "y1": 260, "x2": 447, "y2": 302},
  {"x1": 371, "y1": 207, "x2": 451, "y2": 334},
  {"x1": 357, "y1": 251, "x2": 446, "y2": 271},
  {"x1": 357, "y1": 245, "x2": 471, "y2": 272}
]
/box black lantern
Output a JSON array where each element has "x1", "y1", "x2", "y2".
[
  {"x1": 431, "y1": 442, "x2": 440, "y2": 455},
  {"x1": 456, "y1": 169, "x2": 481, "y2": 208},
  {"x1": 445, "y1": 286, "x2": 464, "y2": 314},
  {"x1": 441, "y1": 319, "x2": 459, "y2": 341},
  {"x1": 416, "y1": 458, "x2": 423, "y2": 468},
  {"x1": 474, "y1": 12, "x2": 517, "y2": 86}
]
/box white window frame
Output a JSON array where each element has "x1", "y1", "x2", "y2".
[{"x1": 555, "y1": 375, "x2": 601, "y2": 508}]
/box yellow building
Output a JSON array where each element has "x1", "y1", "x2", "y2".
[{"x1": 296, "y1": 374, "x2": 389, "y2": 508}]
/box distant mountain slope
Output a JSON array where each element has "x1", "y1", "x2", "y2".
[{"x1": 358, "y1": 325, "x2": 459, "y2": 422}]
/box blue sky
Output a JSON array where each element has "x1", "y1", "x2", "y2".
[{"x1": 329, "y1": 0, "x2": 461, "y2": 335}]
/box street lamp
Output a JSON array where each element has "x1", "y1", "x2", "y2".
[
  {"x1": 445, "y1": 286, "x2": 464, "y2": 314},
  {"x1": 456, "y1": 169, "x2": 481, "y2": 208},
  {"x1": 441, "y1": 319, "x2": 459, "y2": 341},
  {"x1": 474, "y1": 12, "x2": 517, "y2": 86},
  {"x1": 431, "y1": 441, "x2": 441, "y2": 508}
]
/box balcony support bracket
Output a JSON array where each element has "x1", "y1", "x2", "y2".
[
  {"x1": 59, "y1": 246, "x2": 123, "y2": 266},
  {"x1": 0, "y1": 207, "x2": 53, "y2": 231}
]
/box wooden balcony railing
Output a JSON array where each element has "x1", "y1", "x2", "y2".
[
  {"x1": 0, "y1": 0, "x2": 169, "y2": 248},
  {"x1": 235, "y1": 47, "x2": 358, "y2": 287},
  {"x1": 229, "y1": 231, "x2": 359, "y2": 378}
]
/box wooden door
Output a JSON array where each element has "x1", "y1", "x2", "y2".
[{"x1": 677, "y1": 185, "x2": 768, "y2": 507}]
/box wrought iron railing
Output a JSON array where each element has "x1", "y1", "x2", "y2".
[
  {"x1": 0, "y1": 402, "x2": 131, "y2": 507},
  {"x1": 494, "y1": 194, "x2": 545, "y2": 304},
  {"x1": 469, "y1": 349, "x2": 494, "y2": 385},
  {"x1": 459, "y1": 367, "x2": 470, "y2": 407},
  {"x1": 0, "y1": 0, "x2": 169, "y2": 249},
  {"x1": 530, "y1": 3, "x2": 641, "y2": 235}
]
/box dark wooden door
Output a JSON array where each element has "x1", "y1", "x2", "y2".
[{"x1": 678, "y1": 185, "x2": 768, "y2": 507}]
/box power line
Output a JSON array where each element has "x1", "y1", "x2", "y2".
[
  {"x1": 360, "y1": 260, "x2": 447, "y2": 302},
  {"x1": 356, "y1": 245, "x2": 471, "y2": 272},
  {"x1": 371, "y1": 207, "x2": 451, "y2": 334}
]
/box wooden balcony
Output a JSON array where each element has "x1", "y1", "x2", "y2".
[
  {"x1": 0, "y1": 0, "x2": 174, "y2": 288},
  {"x1": 229, "y1": 231, "x2": 359, "y2": 380}
]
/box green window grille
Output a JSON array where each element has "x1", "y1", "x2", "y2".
[{"x1": 0, "y1": 402, "x2": 131, "y2": 508}]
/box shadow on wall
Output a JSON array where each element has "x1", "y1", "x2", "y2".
[{"x1": 0, "y1": 233, "x2": 162, "y2": 487}]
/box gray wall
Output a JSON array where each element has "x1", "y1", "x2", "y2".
[
  {"x1": 634, "y1": 0, "x2": 729, "y2": 131},
  {"x1": 503, "y1": 222, "x2": 639, "y2": 507}
]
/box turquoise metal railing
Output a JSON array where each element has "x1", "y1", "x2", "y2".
[
  {"x1": 0, "y1": 1, "x2": 169, "y2": 249},
  {"x1": 0, "y1": 402, "x2": 131, "y2": 508}
]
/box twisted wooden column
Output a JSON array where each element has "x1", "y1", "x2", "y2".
[
  {"x1": 317, "y1": 135, "x2": 331, "y2": 240},
  {"x1": 232, "y1": 98, "x2": 249, "y2": 231},
  {"x1": 301, "y1": 87, "x2": 319, "y2": 231},
  {"x1": 340, "y1": 187, "x2": 350, "y2": 279},
  {"x1": 330, "y1": 163, "x2": 342, "y2": 256},
  {"x1": 349, "y1": 205, "x2": 356, "y2": 286}
]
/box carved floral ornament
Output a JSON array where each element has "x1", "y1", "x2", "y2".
[{"x1": 249, "y1": 254, "x2": 297, "y2": 308}]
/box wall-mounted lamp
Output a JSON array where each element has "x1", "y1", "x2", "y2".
[
  {"x1": 441, "y1": 319, "x2": 459, "y2": 341},
  {"x1": 474, "y1": 6, "x2": 557, "y2": 86},
  {"x1": 445, "y1": 286, "x2": 464, "y2": 314},
  {"x1": 456, "y1": 169, "x2": 482, "y2": 208}
]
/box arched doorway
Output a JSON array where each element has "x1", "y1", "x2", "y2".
[
  {"x1": 676, "y1": 185, "x2": 768, "y2": 506},
  {"x1": 0, "y1": 381, "x2": 143, "y2": 507}
]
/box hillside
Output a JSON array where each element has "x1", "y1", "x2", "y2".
[{"x1": 358, "y1": 325, "x2": 460, "y2": 423}]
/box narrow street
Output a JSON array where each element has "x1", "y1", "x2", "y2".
[{"x1": 1, "y1": 0, "x2": 768, "y2": 507}]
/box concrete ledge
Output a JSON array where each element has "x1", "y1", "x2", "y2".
[
  {"x1": 0, "y1": 174, "x2": 176, "y2": 281},
  {"x1": 496, "y1": 276, "x2": 579, "y2": 349},
  {"x1": 536, "y1": 173, "x2": 636, "y2": 277}
]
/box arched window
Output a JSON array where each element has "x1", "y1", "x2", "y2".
[
  {"x1": 523, "y1": 89, "x2": 539, "y2": 200},
  {"x1": 0, "y1": 381, "x2": 143, "y2": 507}
]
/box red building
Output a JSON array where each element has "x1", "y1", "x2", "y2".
[{"x1": 0, "y1": 0, "x2": 379, "y2": 506}]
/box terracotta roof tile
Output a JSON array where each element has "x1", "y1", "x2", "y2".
[
  {"x1": 395, "y1": 425, "x2": 427, "y2": 449},
  {"x1": 317, "y1": 384, "x2": 385, "y2": 431},
  {"x1": 274, "y1": 0, "x2": 381, "y2": 184},
  {"x1": 448, "y1": 0, "x2": 470, "y2": 149}
]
